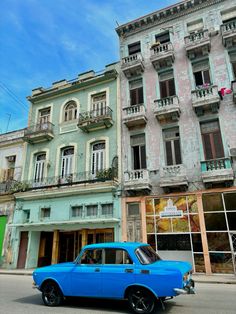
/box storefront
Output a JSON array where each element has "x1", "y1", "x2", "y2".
[{"x1": 124, "y1": 190, "x2": 236, "y2": 274}]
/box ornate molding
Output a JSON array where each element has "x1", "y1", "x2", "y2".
[{"x1": 116, "y1": 0, "x2": 226, "y2": 38}]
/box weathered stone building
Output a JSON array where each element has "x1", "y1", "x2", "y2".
[
  {"x1": 0, "y1": 129, "x2": 25, "y2": 266},
  {"x1": 117, "y1": 0, "x2": 236, "y2": 274}
]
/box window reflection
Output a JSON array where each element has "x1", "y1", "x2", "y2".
[
  {"x1": 210, "y1": 253, "x2": 234, "y2": 274},
  {"x1": 204, "y1": 213, "x2": 227, "y2": 231},
  {"x1": 207, "y1": 232, "x2": 231, "y2": 251},
  {"x1": 194, "y1": 254, "x2": 205, "y2": 273},
  {"x1": 224, "y1": 193, "x2": 236, "y2": 211},
  {"x1": 203, "y1": 194, "x2": 223, "y2": 212}
]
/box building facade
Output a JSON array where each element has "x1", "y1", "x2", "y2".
[
  {"x1": 117, "y1": 0, "x2": 236, "y2": 274},
  {"x1": 0, "y1": 129, "x2": 25, "y2": 266},
  {"x1": 9, "y1": 63, "x2": 122, "y2": 269}
]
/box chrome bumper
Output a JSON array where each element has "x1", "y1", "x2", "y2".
[{"x1": 174, "y1": 279, "x2": 195, "y2": 295}]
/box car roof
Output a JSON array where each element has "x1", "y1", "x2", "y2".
[{"x1": 83, "y1": 242, "x2": 149, "y2": 250}]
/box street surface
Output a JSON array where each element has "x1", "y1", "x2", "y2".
[{"x1": 1, "y1": 274, "x2": 236, "y2": 314}]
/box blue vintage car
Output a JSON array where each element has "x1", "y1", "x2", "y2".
[{"x1": 33, "y1": 242, "x2": 195, "y2": 313}]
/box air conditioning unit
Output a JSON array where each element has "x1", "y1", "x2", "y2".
[{"x1": 229, "y1": 148, "x2": 236, "y2": 157}]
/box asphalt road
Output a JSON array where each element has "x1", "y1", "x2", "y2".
[{"x1": 1, "y1": 274, "x2": 236, "y2": 314}]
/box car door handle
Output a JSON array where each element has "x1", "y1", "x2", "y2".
[
  {"x1": 95, "y1": 268, "x2": 100, "y2": 272},
  {"x1": 125, "y1": 268, "x2": 134, "y2": 273}
]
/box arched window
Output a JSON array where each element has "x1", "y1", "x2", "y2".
[
  {"x1": 61, "y1": 147, "x2": 74, "y2": 178},
  {"x1": 64, "y1": 101, "x2": 77, "y2": 122},
  {"x1": 34, "y1": 153, "x2": 46, "y2": 183},
  {"x1": 91, "y1": 142, "x2": 105, "y2": 176}
]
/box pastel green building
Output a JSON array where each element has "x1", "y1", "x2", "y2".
[{"x1": 10, "y1": 63, "x2": 122, "y2": 269}]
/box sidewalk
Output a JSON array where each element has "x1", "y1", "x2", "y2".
[{"x1": 0, "y1": 268, "x2": 236, "y2": 284}]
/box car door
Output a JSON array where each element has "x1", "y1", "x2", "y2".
[
  {"x1": 70, "y1": 249, "x2": 102, "y2": 297},
  {"x1": 101, "y1": 248, "x2": 135, "y2": 298}
]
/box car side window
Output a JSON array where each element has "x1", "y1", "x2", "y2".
[
  {"x1": 104, "y1": 249, "x2": 133, "y2": 264},
  {"x1": 80, "y1": 249, "x2": 103, "y2": 264}
]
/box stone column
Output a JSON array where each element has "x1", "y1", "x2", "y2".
[{"x1": 51, "y1": 230, "x2": 59, "y2": 265}]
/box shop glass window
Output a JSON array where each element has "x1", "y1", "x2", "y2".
[
  {"x1": 146, "y1": 199, "x2": 155, "y2": 215},
  {"x1": 194, "y1": 254, "x2": 205, "y2": 273},
  {"x1": 128, "y1": 41, "x2": 141, "y2": 55},
  {"x1": 160, "y1": 78, "x2": 176, "y2": 98},
  {"x1": 200, "y1": 120, "x2": 224, "y2": 160},
  {"x1": 207, "y1": 232, "x2": 231, "y2": 251},
  {"x1": 187, "y1": 195, "x2": 198, "y2": 213},
  {"x1": 227, "y1": 212, "x2": 236, "y2": 230},
  {"x1": 163, "y1": 128, "x2": 182, "y2": 166},
  {"x1": 210, "y1": 253, "x2": 234, "y2": 274},
  {"x1": 146, "y1": 216, "x2": 155, "y2": 233},
  {"x1": 154, "y1": 198, "x2": 167, "y2": 215},
  {"x1": 224, "y1": 193, "x2": 236, "y2": 211},
  {"x1": 204, "y1": 213, "x2": 227, "y2": 231},
  {"x1": 192, "y1": 234, "x2": 203, "y2": 252},
  {"x1": 129, "y1": 79, "x2": 144, "y2": 106},
  {"x1": 202, "y1": 193, "x2": 223, "y2": 212},
  {"x1": 147, "y1": 235, "x2": 156, "y2": 251},
  {"x1": 190, "y1": 214, "x2": 200, "y2": 232},
  {"x1": 131, "y1": 134, "x2": 147, "y2": 170},
  {"x1": 172, "y1": 217, "x2": 189, "y2": 232},
  {"x1": 157, "y1": 234, "x2": 191, "y2": 251},
  {"x1": 156, "y1": 217, "x2": 172, "y2": 233}
]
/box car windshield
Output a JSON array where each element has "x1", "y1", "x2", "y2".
[{"x1": 135, "y1": 245, "x2": 162, "y2": 265}]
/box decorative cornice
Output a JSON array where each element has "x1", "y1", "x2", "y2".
[{"x1": 116, "y1": 0, "x2": 226, "y2": 38}]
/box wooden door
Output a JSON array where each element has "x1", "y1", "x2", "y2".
[{"x1": 17, "y1": 231, "x2": 28, "y2": 269}]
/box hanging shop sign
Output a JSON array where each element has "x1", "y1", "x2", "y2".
[{"x1": 160, "y1": 199, "x2": 183, "y2": 218}]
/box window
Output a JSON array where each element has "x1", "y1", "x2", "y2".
[
  {"x1": 38, "y1": 108, "x2": 50, "y2": 125},
  {"x1": 127, "y1": 203, "x2": 140, "y2": 216},
  {"x1": 131, "y1": 134, "x2": 146, "y2": 170},
  {"x1": 64, "y1": 101, "x2": 77, "y2": 122},
  {"x1": 163, "y1": 128, "x2": 182, "y2": 165},
  {"x1": 129, "y1": 79, "x2": 144, "y2": 106},
  {"x1": 80, "y1": 249, "x2": 103, "y2": 264},
  {"x1": 155, "y1": 32, "x2": 170, "y2": 44},
  {"x1": 232, "y1": 61, "x2": 236, "y2": 79},
  {"x1": 92, "y1": 93, "x2": 106, "y2": 116},
  {"x1": 61, "y1": 147, "x2": 74, "y2": 178},
  {"x1": 23, "y1": 210, "x2": 30, "y2": 223},
  {"x1": 128, "y1": 41, "x2": 141, "y2": 55},
  {"x1": 200, "y1": 121, "x2": 224, "y2": 160},
  {"x1": 91, "y1": 142, "x2": 105, "y2": 176},
  {"x1": 101, "y1": 204, "x2": 113, "y2": 216},
  {"x1": 194, "y1": 69, "x2": 211, "y2": 87},
  {"x1": 160, "y1": 78, "x2": 175, "y2": 98},
  {"x1": 187, "y1": 19, "x2": 203, "y2": 33},
  {"x1": 86, "y1": 205, "x2": 98, "y2": 216},
  {"x1": 41, "y1": 207, "x2": 51, "y2": 219},
  {"x1": 135, "y1": 245, "x2": 161, "y2": 264},
  {"x1": 71, "y1": 206, "x2": 83, "y2": 218},
  {"x1": 104, "y1": 249, "x2": 133, "y2": 264},
  {"x1": 34, "y1": 153, "x2": 46, "y2": 183}
]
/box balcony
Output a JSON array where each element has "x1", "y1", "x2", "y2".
[
  {"x1": 78, "y1": 106, "x2": 113, "y2": 132},
  {"x1": 160, "y1": 165, "x2": 188, "y2": 192},
  {"x1": 201, "y1": 158, "x2": 234, "y2": 188},
  {"x1": 150, "y1": 42, "x2": 175, "y2": 70},
  {"x1": 154, "y1": 96, "x2": 180, "y2": 122},
  {"x1": 221, "y1": 20, "x2": 236, "y2": 50},
  {"x1": 184, "y1": 30, "x2": 210, "y2": 60},
  {"x1": 121, "y1": 53, "x2": 144, "y2": 78},
  {"x1": 191, "y1": 85, "x2": 220, "y2": 116},
  {"x1": 123, "y1": 104, "x2": 147, "y2": 128},
  {"x1": 9, "y1": 169, "x2": 116, "y2": 193},
  {"x1": 124, "y1": 169, "x2": 151, "y2": 195},
  {"x1": 232, "y1": 81, "x2": 236, "y2": 104},
  {"x1": 23, "y1": 122, "x2": 54, "y2": 143}
]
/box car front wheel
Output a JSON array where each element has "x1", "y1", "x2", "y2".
[
  {"x1": 41, "y1": 281, "x2": 63, "y2": 307},
  {"x1": 128, "y1": 287, "x2": 156, "y2": 314}
]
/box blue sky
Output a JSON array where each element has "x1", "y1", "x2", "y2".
[{"x1": 0, "y1": 0, "x2": 178, "y2": 133}]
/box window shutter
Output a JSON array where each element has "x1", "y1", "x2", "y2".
[
  {"x1": 137, "y1": 87, "x2": 144, "y2": 104},
  {"x1": 203, "y1": 70, "x2": 211, "y2": 84},
  {"x1": 174, "y1": 139, "x2": 182, "y2": 164},
  {"x1": 169, "y1": 78, "x2": 176, "y2": 96},
  {"x1": 213, "y1": 132, "x2": 224, "y2": 158},
  {"x1": 202, "y1": 133, "x2": 213, "y2": 160},
  {"x1": 160, "y1": 81, "x2": 167, "y2": 98},
  {"x1": 194, "y1": 71, "x2": 203, "y2": 86},
  {"x1": 165, "y1": 141, "x2": 173, "y2": 165},
  {"x1": 140, "y1": 146, "x2": 147, "y2": 169},
  {"x1": 133, "y1": 146, "x2": 140, "y2": 169}
]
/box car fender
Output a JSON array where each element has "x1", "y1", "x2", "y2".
[
  {"x1": 124, "y1": 283, "x2": 158, "y2": 299},
  {"x1": 40, "y1": 276, "x2": 65, "y2": 295}
]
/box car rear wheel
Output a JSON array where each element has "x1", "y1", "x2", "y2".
[
  {"x1": 41, "y1": 281, "x2": 63, "y2": 307},
  {"x1": 128, "y1": 287, "x2": 156, "y2": 314}
]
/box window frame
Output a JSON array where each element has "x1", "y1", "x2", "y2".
[{"x1": 64, "y1": 101, "x2": 77, "y2": 122}]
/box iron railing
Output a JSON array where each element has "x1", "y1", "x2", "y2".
[
  {"x1": 78, "y1": 106, "x2": 113, "y2": 124},
  {"x1": 201, "y1": 158, "x2": 232, "y2": 172},
  {"x1": 24, "y1": 122, "x2": 54, "y2": 136}
]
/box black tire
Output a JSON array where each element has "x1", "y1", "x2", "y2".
[
  {"x1": 41, "y1": 281, "x2": 63, "y2": 307},
  {"x1": 128, "y1": 287, "x2": 156, "y2": 314}
]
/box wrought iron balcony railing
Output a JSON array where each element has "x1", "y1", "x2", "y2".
[
  {"x1": 24, "y1": 121, "x2": 54, "y2": 136},
  {"x1": 9, "y1": 168, "x2": 116, "y2": 193},
  {"x1": 201, "y1": 158, "x2": 232, "y2": 172},
  {"x1": 78, "y1": 106, "x2": 113, "y2": 123}
]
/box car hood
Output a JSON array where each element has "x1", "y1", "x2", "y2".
[{"x1": 150, "y1": 260, "x2": 192, "y2": 275}]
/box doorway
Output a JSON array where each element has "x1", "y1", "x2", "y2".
[
  {"x1": 17, "y1": 231, "x2": 28, "y2": 269},
  {"x1": 38, "y1": 232, "x2": 53, "y2": 267}
]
